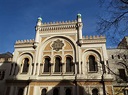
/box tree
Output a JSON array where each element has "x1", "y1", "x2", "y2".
[
  {"x1": 97, "y1": 0, "x2": 128, "y2": 95},
  {"x1": 97, "y1": 0, "x2": 128, "y2": 44}
]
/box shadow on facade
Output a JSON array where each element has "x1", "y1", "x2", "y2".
[
  {"x1": 37, "y1": 79, "x2": 91, "y2": 95},
  {"x1": 0, "y1": 61, "x2": 100, "y2": 95},
  {"x1": 0, "y1": 61, "x2": 21, "y2": 95}
]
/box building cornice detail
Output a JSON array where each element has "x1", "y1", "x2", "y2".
[
  {"x1": 80, "y1": 35, "x2": 106, "y2": 44},
  {"x1": 36, "y1": 20, "x2": 78, "y2": 32},
  {"x1": 15, "y1": 39, "x2": 35, "y2": 45}
]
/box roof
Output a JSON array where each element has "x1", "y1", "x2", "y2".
[{"x1": 0, "y1": 52, "x2": 13, "y2": 58}]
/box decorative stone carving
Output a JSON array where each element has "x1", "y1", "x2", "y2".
[{"x1": 52, "y1": 39, "x2": 64, "y2": 51}]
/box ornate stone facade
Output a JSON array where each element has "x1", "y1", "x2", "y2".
[{"x1": 0, "y1": 14, "x2": 128, "y2": 95}]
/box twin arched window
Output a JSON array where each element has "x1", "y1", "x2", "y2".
[
  {"x1": 43, "y1": 56, "x2": 73, "y2": 73},
  {"x1": 55, "y1": 57, "x2": 61, "y2": 72},
  {"x1": 89, "y1": 55, "x2": 98, "y2": 72},
  {"x1": 22, "y1": 58, "x2": 29, "y2": 73},
  {"x1": 44, "y1": 58, "x2": 51, "y2": 72},
  {"x1": 66, "y1": 57, "x2": 72, "y2": 72}
]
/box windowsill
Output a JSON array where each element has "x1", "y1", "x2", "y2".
[
  {"x1": 53, "y1": 72, "x2": 62, "y2": 75},
  {"x1": 41, "y1": 72, "x2": 51, "y2": 75},
  {"x1": 63, "y1": 72, "x2": 74, "y2": 75},
  {"x1": 20, "y1": 72, "x2": 28, "y2": 74},
  {"x1": 88, "y1": 71, "x2": 98, "y2": 73}
]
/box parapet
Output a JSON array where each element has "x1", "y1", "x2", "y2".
[
  {"x1": 35, "y1": 20, "x2": 78, "y2": 32},
  {"x1": 41, "y1": 20, "x2": 77, "y2": 26},
  {"x1": 15, "y1": 39, "x2": 35, "y2": 45},
  {"x1": 80, "y1": 35, "x2": 106, "y2": 44},
  {"x1": 83, "y1": 35, "x2": 105, "y2": 39}
]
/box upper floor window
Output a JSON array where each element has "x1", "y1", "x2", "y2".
[
  {"x1": 124, "y1": 55, "x2": 126, "y2": 59},
  {"x1": 92, "y1": 88, "x2": 98, "y2": 95},
  {"x1": 53, "y1": 88, "x2": 59, "y2": 95},
  {"x1": 65, "y1": 88, "x2": 71, "y2": 95},
  {"x1": 66, "y1": 57, "x2": 72, "y2": 72},
  {"x1": 44, "y1": 57, "x2": 51, "y2": 72},
  {"x1": 22, "y1": 58, "x2": 29, "y2": 73},
  {"x1": 41, "y1": 88, "x2": 47, "y2": 95},
  {"x1": 89, "y1": 55, "x2": 98, "y2": 72},
  {"x1": 118, "y1": 55, "x2": 120, "y2": 59},
  {"x1": 55, "y1": 57, "x2": 61, "y2": 72},
  {"x1": 0, "y1": 70, "x2": 5, "y2": 80},
  {"x1": 118, "y1": 69, "x2": 127, "y2": 81},
  {"x1": 112, "y1": 55, "x2": 114, "y2": 59}
]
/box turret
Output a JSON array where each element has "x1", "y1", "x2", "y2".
[
  {"x1": 77, "y1": 14, "x2": 83, "y2": 41},
  {"x1": 77, "y1": 13, "x2": 82, "y2": 22},
  {"x1": 35, "y1": 17, "x2": 42, "y2": 47}
]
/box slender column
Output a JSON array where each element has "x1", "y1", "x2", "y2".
[
  {"x1": 33, "y1": 63, "x2": 36, "y2": 75},
  {"x1": 78, "y1": 47, "x2": 82, "y2": 74},
  {"x1": 37, "y1": 63, "x2": 41, "y2": 75}
]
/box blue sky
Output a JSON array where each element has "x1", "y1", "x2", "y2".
[{"x1": 0, "y1": 0, "x2": 110, "y2": 53}]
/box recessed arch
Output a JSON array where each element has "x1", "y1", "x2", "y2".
[
  {"x1": 82, "y1": 49, "x2": 102, "y2": 74},
  {"x1": 83, "y1": 49, "x2": 102, "y2": 61},
  {"x1": 38, "y1": 36, "x2": 76, "y2": 63},
  {"x1": 17, "y1": 53, "x2": 33, "y2": 74}
]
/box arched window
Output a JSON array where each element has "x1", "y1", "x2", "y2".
[
  {"x1": 66, "y1": 57, "x2": 72, "y2": 72},
  {"x1": 55, "y1": 57, "x2": 61, "y2": 72},
  {"x1": 118, "y1": 55, "x2": 120, "y2": 59},
  {"x1": 124, "y1": 55, "x2": 126, "y2": 59},
  {"x1": 44, "y1": 58, "x2": 50, "y2": 72},
  {"x1": 89, "y1": 55, "x2": 97, "y2": 72},
  {"x1": 0, "y1": 70, "x2": 5, "y2": 80},
  {"x1": 53, "y1": 88, "x2": 59, "y2": 95},
  {"x1": 111, "y1": 55, "x2": 114, "y2": 59},
  {"x1": 92, "y1": 88, "x2": 98, "y2": 95},
  {"x1": 18, "y1": 88, "x2": 24, "y2": 95},
  {"x1": 65, "y1": 88, "x2": 71, "y2": 95},
  {"x1": 41, "y1": 88, "x2": 47, "y2": 95},
  {"x1": 22, "y1": 58, "x2": 29, "y2": 73}
]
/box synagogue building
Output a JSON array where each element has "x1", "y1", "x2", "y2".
[{"x1": 0, "y1": 14, "x2": 128, "y2": 95}]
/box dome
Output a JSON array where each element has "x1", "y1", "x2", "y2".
[
  {"x1": 77, "y1": 13, "x2": 81, "y2": 18},
  {"x1": 38, "y1": 17, "x2": 42, "y2": 21}
]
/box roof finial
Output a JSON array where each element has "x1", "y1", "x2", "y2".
[
  {"x1": 37, "y1": 17, "x2": 42, "y2": 26},
  {"x1": 77, "y1": 13, "x2": 81, "y2": 18},
  {"x1": 38, "y1": 17, "x2": 42, "y2": 21},
  {"x1": 77, "y1": 13, "x2": 82, "y2": 22}
]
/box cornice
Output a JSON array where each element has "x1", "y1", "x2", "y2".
[
  {"x1": 15, "y1": 39, "x2": 35, "y2": 45},
  {"x1": 35, "y1": 20, "x2": 78, "y2": 32},
  {"x1": 80, "y1": 35, "x2": 106, "y2": 44}
]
